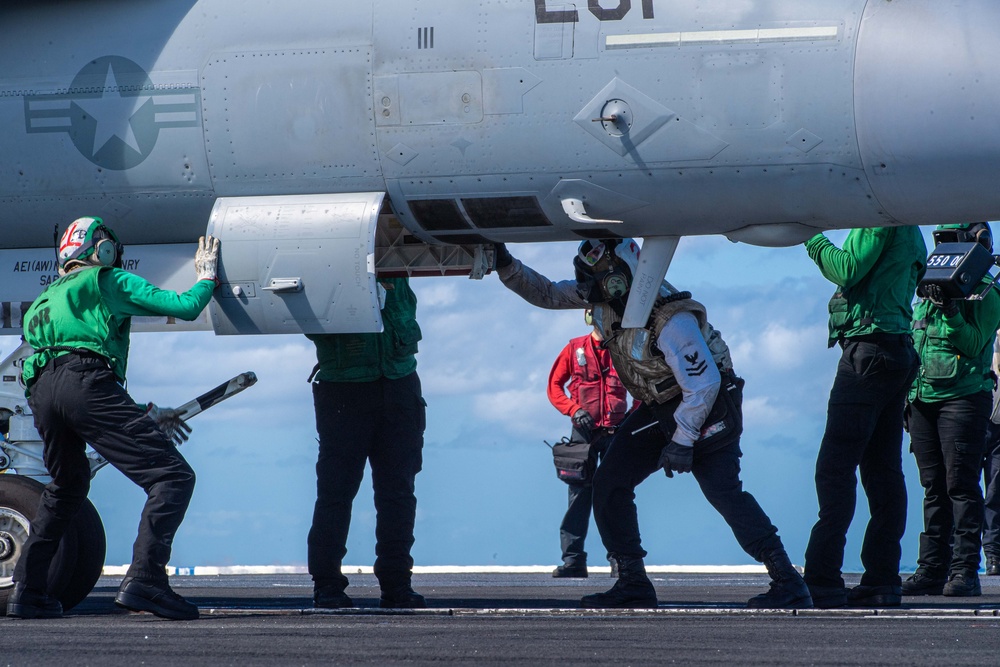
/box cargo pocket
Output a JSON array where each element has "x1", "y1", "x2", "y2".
[{"x1": 828, "y1": 291, "x2": 850, "y2": 332}]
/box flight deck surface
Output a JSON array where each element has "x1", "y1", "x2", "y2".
[{"x1": 4, "y1": 572, "x2": 1000, "y2": 665}]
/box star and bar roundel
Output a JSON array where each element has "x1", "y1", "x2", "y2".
[{"x1": 23, "y1": 56, "x2": 200, "y2": 171}]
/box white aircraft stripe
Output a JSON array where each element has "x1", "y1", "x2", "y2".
[
  {"x1": 150, "y1": 93, "x2": 197, "y2": 105},
  {"x1": 605, "y1": 25, "x2": 840, "y2": 50},
  {"x1": 25, "y1": 99, "x2": 72, "y2": 111},
  {"x1": 154, "y1": 111, "x2": 198, "y2": 123},
  {"x1": 28, "y1": 117, "x2": 72, "y2": 129}
]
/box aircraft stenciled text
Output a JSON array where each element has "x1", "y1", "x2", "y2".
[
  {"x1": 10, "y1": 258, "x2": 141, "y2": 286},
  {"x1": 534, "y1": 0, "x2": 655, "y2": 24},
  {"x1": 12, "y1": 260, "x2": 55, "y2": 273}
]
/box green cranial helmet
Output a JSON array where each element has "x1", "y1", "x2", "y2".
[{"x1": 933, "y1": 222, "x2": 993, "y2": 253}]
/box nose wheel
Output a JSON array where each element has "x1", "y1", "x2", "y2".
[{"x1": 0, "y1": 475, "x2": 106, "y2": 614}]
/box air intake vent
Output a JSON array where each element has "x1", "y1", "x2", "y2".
[{"x1": 462, "y1": 196, "x2": 551, "y2": 229}]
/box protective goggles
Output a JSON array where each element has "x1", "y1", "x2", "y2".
[{"x1": 577, "y1": 241, "x2": 608, "y2": 268}]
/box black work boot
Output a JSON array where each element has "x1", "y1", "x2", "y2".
[
  {"x1": 313, "y1": 585, "x2": 354, "y2": 609},
  {"x1": 807, "y1": 584, "x2": 848, "y2": 609},
  {"x1": 552, "y1": 563, "x2": 588, "y2": 578},
  {"x1": 580, "y1": 556, "x2": 657, "y2": 608},
  {"x1": 943, "y1": 572, "x2": 981, "y2": 597},
  {"x1": 115, "y1": 578, "x2": 199, "y2": 620},
  {"x1": 986, "y1": 556, "x2": 1000, "y2": 576},
  {"x1": 846, "y1": 584, "x2": 902, "y2": 607},
  {"x1": 6, "y1": 583, "x2": 63, "y2": 619},
  {"x1": 901, "y1": 571, "x2": 946, "y2": 596},
  {"x1": 380, "y1": 583, "x2": 426, "y2": 609},
  {"x1": 746, "y1": 549, "x2": 813, "y2": 609}
]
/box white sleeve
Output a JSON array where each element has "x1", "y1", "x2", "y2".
[{"x1": 657, "y1": 311, "x2": 721, "y2": 447}]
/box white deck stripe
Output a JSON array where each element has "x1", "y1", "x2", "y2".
[{"x1": 104, "y1": 564, "x2": 770, "y2": 576}]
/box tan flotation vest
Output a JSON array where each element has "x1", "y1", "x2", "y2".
[{"x1": 595, "y1": 290, "x2": 733, "y2": 405}]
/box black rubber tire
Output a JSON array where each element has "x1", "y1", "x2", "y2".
[
  {"x1": 0, "y1": 475, "x2": 105, "y2": 614},
  {"x1": 57, "y1": 497, "x2": 106, "y2": 611}
]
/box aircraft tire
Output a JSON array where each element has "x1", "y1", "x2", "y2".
[
  {"x1": 0, "y1": 475, "x2": 101, "y2": 615},
  {"x1": 57, "y1": 497, "x2": 106, "y2": 611}
]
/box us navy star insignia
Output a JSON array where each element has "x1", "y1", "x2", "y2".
[{"x1": 23, "y1": 55, "x2": 200, "y2": 170}]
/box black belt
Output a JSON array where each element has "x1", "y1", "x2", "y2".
[
  {"x1": 47, "y1": 351, "x2": 108, "y2": 370},
  {"x1": 840, "y1": 333, "x2": 913, "y2": 347}
]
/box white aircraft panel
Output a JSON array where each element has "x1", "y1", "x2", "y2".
[{"x1": 206, "y1": 193, "x2": 384, "y2": 336}]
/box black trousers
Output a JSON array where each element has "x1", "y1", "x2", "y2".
[
  {"x1": 803, "y1": 338, "x2": 919, "y2": 589},
  {"x1": 560, "y1": 427, "x2": 613, "y2": 567},
  {"x1": 909, "y1": 392, "x2": 991, "y2": 576},
  {"x1": 984, "y1": 421, "x2": 1000, "y2": 559},
  {"x1": 592, "y1": 402, "x2": 782, "y2": 562},
  {"x1": 15, "y1": 354, "x2": 195, "y2": 589},
  {"x1": 307, "y1": 372, "x2": 425, "y2": 592}
]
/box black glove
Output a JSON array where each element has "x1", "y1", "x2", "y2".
[
  {"x1": 146, "y1": 403, "x2": 192, "y2": 446},
  {"x1": 493, "y1": 243, "x2": 513, "y2": 270},
  {"x1": 658, "y1": 440, "x2": 693, "y2": 478},
  {"x1": 572, "y1": 409, "x2": 595, "y2": 437},
  {"x1": 924, "y1": 284, "x2": 959, "y2": 317}
]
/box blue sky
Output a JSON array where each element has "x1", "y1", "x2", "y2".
[{"x1": 0, "y1": 228, "x2": 954, "y2": 570}]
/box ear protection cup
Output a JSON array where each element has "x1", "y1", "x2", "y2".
[
  {"x1": 93, "y1": 237, "x2": 118, "y2": 266},
  {"x1": 602, "y1": 270, "x2": 630, "y2": 300}
]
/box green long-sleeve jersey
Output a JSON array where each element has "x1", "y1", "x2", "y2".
[
  {"x1": 22, "y1": 266, "x2": 215, "y2": 392},
  {"x1": 806, "y1": 226, "x2": 927, "y2": 344}
]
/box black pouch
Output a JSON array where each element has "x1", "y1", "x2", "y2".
[
  {"x1": 696, "y1": 375, "x2": 745, "y2": 451},
  {"x1": 549, "y1": 437, "x2": 595, "y2": 484}
]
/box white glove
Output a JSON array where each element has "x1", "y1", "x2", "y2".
[
  {"x1": 146, "y1": 403, "x2": 192, "y2": 445},
  {"x1": 194, "y1": 235, "x2": 220, "y2": 282}
]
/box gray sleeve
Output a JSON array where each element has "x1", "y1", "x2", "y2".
[
  {"x1": 657, "y1": 312, "x2": 722, "y2": 447},
  {"x1": 497, "y1": 258, "x2": 589, "y2": 310}
]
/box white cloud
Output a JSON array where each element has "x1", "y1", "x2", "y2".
[
  {"x1": 741, "y1": 395, "x2": 783, "y2": 430},
  {"x1": 731, "y1": 322, "x2": 829, "y2": 372},
  {"x1": 471, "y1": 385, "x2": 561, "y2": 440},
  {"x1": 415, "y1": 281, "x2": 460, "y2": 308}
]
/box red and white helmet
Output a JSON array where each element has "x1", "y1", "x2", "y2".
[{"x1": 57, "y1": 216, "x2": 123, "y2": 270}]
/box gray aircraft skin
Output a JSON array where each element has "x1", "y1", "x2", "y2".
[
  {"x1": 2, "y1": 0, "x2": 999, "y2": 259},
  {"x1": 3, "y1": 0, "x2": 1000, "y2": 334},
  {"x1": 2, "y1": 0, "x2": 1000, "y2": 615}
]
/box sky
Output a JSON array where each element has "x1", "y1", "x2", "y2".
[{"x1": 0, "y1": 227, "x2": 960, "y2": 571}]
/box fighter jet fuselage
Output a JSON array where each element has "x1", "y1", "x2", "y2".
[{"x1": 3, "y1": 0, "x2": 999, "y2": 253}]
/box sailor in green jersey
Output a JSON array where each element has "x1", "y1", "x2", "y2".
[
  {"x1": 7, "y1": 217, "x2": 219, "y2": 621},
  {"x1": 305, "y1": 277, "x2": 428, "y2": 610},
  {"x1": 903, "y1": 223, "x2": 1000, "y2": 598},
  {"x1": 802, "y1": 225, "x2": 925, "y2": 610}
]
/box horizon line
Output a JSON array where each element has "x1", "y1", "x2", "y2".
[{"x1": 106, "y1": 564, "x2": 783, "y2": 576}]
